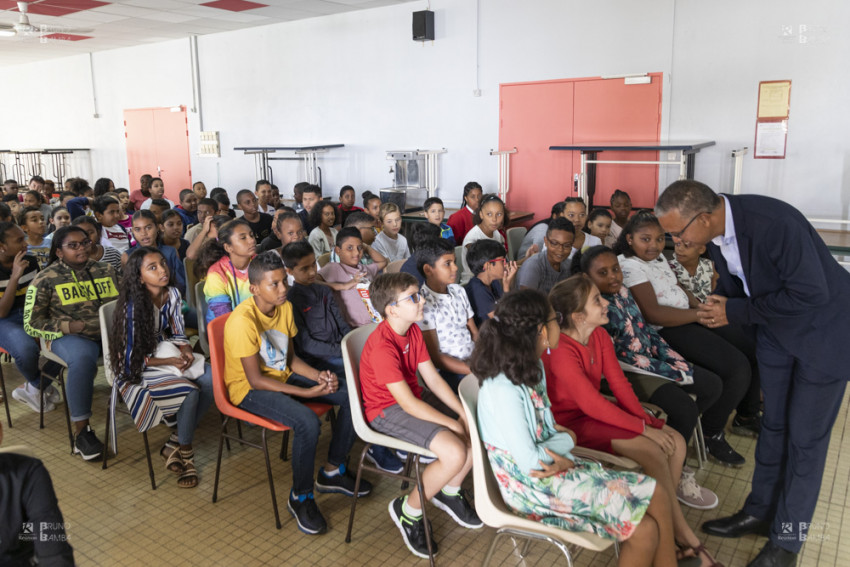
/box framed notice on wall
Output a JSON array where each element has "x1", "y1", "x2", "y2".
[{"x1": 754, "y1": 80, "x2": 791, "y2": 159}]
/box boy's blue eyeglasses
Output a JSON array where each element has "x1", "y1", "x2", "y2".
[{"x1": 390, "y1": 292, "x2": 422, "y2": 306}]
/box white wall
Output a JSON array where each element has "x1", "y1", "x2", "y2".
[{"x1": 1, "y1": 0, "x2": 847, "y2": 219}]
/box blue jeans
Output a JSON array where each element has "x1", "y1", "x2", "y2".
[
  {"x1": 0, "y1": 307, "x2": 40, "y2": 386},
  {"x1": 49, "y1": 335, "x2": 101, "y2": 422},
  {"x1": 176, "y1": 364, "x2": 214, "y2": 445},
  {"x1": 238, "y1": 373, "x2": 354, "y2": 495},
  {"x1": 438, "y1": 369, "x2": 465, "y2": 394}
]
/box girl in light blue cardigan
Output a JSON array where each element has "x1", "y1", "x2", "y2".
[{"x1": 471, "y1": 289, "x2": 681, "y2": 567}]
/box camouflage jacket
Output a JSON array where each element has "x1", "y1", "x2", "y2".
[{"x1": 24, "y1": 259, "x2": 119, "y2": 342}]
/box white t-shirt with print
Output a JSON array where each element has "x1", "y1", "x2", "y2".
[
  {"x1": 417, "y1": 283, "x2": 475, "y2": 361},
  {"x1": 619, "y1": 254, "x2": 690, "y2": 328}
]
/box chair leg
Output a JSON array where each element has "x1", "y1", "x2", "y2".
[
  {"x1": 280, "y1": 431, "x2": 290, "y2": 461},
  {"x1": 261, "y1": 428, "x2": 282, "y2": 530},
  {"x1": 142, "y1": 431, "x2": 156, "y2": 490},
  {"x1": 212, "y1": 417, "x2": 228, "y2": 504},
  {"x1": 0, "y1": 366, "x2": 11, "y2": 428},
  {"x1": 221, "y1": 414, "x2": 231, "y2": 452},
  {"x1": 58, "y1": 375, "x2": 74, "y2": 454},
  {"x1": 400, "y1": 451, "x2": 414, "y2": 491},
  {"x1": 39, "y1": 370, "x2": 45, "y2": 429},
  {"x1": 102, "y1": 396, "x2": 111, "y2": 470},
  {"x1": 345, "y1": 444, "x2": 371, "y2": 543},
  {"x1": 414, "y1": 456, "x2": 436, "y2": 567},
  {"x1": 236, "y1": 420, "x2": 243, "y2": 440}
]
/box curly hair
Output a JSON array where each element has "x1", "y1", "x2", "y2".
[
  {"x1": 110, "y1": 247, "x2": 174, "y2": 384},
  {"x1": 469, "y1": 289, "x2": 550, "y2": 388},
  {"x1": 308, "y1": 199, "x2": 338, "y2": 229}
]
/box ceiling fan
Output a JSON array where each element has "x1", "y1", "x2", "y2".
[{"x1": 0, "y1": 1, "x2": 93, "y2": 40}]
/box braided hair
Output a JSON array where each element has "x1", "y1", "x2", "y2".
[{"x1": 469, "y1": 289, "x2": 550, "y2": 387}]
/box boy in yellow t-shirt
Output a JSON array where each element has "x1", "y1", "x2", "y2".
[{"x1": 223, "y1": 251, "x2": 371, "y2": 536}]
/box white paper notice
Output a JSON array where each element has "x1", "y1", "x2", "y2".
[{"x1": 755, "y1": 121, "x2": 787, "y2": 158}]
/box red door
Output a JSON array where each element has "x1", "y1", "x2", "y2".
[
  {"x1": 499, "y1": 74, "x2": 663, "y2": 220},
  {"x1": 124, "y1": 107, "x2": 191, "y2": 202}
]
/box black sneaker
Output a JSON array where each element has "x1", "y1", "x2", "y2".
[
  {"x1": 287, "y1": 492, "x2": 327, "y2": 535},
  {"x1": 315, "y1": 464, "x2": 373, "y2": 497},
  {"x1": 389, "y1": 496, "x2": 438, "y2": 559},
  {"x1": 731, "y1": 413, "x2": 761, "y2": 438},
  {"x1": 432, "y1": 489, "x2": 483, "y2": 529},
  {"x1": 366, "y1": 445, "x2": 404, "y2": 474},
  {"x1": 705, "y1": 431, "x2": 745, "y2": 468},
  {"x1": 74, "y1": 425, "x2": 104, "y2": 461}
]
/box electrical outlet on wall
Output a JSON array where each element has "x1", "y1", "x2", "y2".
[{"x1": 473, "y1": 89, "x2": 482, "y2": 97}]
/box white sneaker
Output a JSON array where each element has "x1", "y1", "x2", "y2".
[
  {"x1": 676, "y1": 466, "x2": 718, "y2": 510},
  {"x1": 12, "y1": 384, "x2": 56, "y2": 413}
]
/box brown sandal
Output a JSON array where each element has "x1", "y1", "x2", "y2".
[{"x1": 177, "y1": 448, "x2": 198, "y2": 489}]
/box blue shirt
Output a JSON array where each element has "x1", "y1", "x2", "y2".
[{"x1": 712, "y1": 196, "x2": 750, "y2": 296}]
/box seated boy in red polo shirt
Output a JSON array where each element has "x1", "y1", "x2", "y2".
[{"x1": 359, "y1": 272, "x2": 482, "y2": 559}]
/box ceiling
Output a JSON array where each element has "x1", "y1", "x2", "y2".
[{"x1": 0, "y1": 0, "x2": 417, "y2": 67}]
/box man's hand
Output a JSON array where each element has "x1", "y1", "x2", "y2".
[{"x1": 697, "y1": 294, "x2": 728, "y2": 328}]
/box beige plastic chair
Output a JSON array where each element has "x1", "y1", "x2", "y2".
[
  {"x1": 0, "y1": 445, "x2": 35, "y2": 457},
  {"x1": 184, "y1": 257, "x2": 197, "y2": 307},
  {"x1": 506, "y1": 226, "x2": 528, "y2": 261},
  {"x1": 341, "y1": 323, "x2": 438, "y2": 566},
  {"x1": 384, "y1": 259, "x2": 405, "y2": 273},
  {"x1": 458, "y1": 375, "x2": 618, "y2": 566},
  {"x1": 317, "y1": 252, "x2": 332, "y2": 267},
  {"x1": 454, "y1": 245, "x2": 463, "y2": 283},
  {"x1": 98, "y1": 301, "x2": 157, "y2": 490}
]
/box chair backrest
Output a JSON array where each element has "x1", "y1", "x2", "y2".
[
  {"x1": 317, "y1": 252, "x2": 331, "y2": 267},
  {"x1": 207, "y1": 312, "x2": 288, "y2": 430},
  {"x1": 195, "y1": 280, "x2": 209, "y2": 356},
  {"x1": 98, "y1": 301, "x2": 118, "y2": 386},
  {"x1": 385, "y1": 259, "x2": 405, "y2": 274},
  {"x1": 184, "y1": 257, "x2": 197, "y2": 306},
  {"x1": 340, "y1": 323, "x2": 379, "y2": 443},
  {"x1": 458, "y1": 374, "x2": 514, "y2": 526},
  {"x1": 506, "y1": 227, "x2": 528, "y2": 261},
  {"x1": 454, "y1": 245, "x2": 463, "y2": 283}
]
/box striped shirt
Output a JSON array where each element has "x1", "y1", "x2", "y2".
[{"x1": 0, "y1": 255, "x2": 39, "y2": 311}]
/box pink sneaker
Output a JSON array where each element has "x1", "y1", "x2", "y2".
[{"x1": 676, "y1": 467, "x2": 718, "y2": 510}]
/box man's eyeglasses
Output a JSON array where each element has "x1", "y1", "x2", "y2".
[
  {"x1": 63, "y1": 239, "x2": 92, "y2": 250},
  {"x1": 668, "y1": 211, "x2": 707, "y2": 239},
  {"x1": 390, "y1": 292, "x2": 422, "y2": 306}
]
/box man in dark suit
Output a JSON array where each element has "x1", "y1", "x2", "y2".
[{"x1": 655, "y1": 180, "x2": 849, "y2": 567}]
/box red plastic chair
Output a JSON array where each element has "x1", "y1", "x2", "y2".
[{"x1": 207, "y1": 312, "x2": 333, "y2": 529}]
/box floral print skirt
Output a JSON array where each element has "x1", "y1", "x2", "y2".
[{"x1": 485, "y1": 444, "x2": 655, "y2": 542}]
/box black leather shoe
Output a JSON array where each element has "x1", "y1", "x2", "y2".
[
  {"x1": 702, "y1": 510, "x2": 769, "y2": 538},
  {"x1": 747, "y1": 541, "x2": 797, "y2": 567}
]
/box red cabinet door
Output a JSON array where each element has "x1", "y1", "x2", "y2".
[{"x1": 125, "y1": 107, "x2": 191, "y2": 202}]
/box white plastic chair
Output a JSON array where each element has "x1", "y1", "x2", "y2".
[
  {"x1": 341, "y1": 323, "x2": 438, "y2": 566},
  {"x1": 506, "y1": 226, "x2": 528, "y2": 261},
  {"x1": 458, "y1": 375, "x2": 618, "y2": 566},
  {"x1": 98, "y1": 301, "x2": 157, "y2": 490}
]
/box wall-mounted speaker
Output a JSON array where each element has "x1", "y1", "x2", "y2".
[{"x1": 412, "y1": 10, "x2": 434, "y2": 41}]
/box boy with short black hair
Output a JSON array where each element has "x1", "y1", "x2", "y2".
[
  {"x1": 292, "y1": 181, "x2": 309, "y2": 213},
  {"x1": 210, "y1": 190, "x2": 234, "y2": 218},
  {"x1": 223, "y1": 251, "x2": 371, "y2": 535},
  {"x1": 175, "y1": 189, "x2": 199, "y2": 231},
  {"x1": 423, "y1": 197, "x2": 455, "y2": 246},
  {"x1": 18, "y1": 207, "x2": 50, "y2": 268},
  {"x1": 402, "y1": 222, "x2": 442, "y2": 286},
  {"x1": 3, "y1": 193, "x2": 22, "y2": 218},
  {"x1": 516, "y1": 217, "x2": 575, "y2": 293},
  {"x1": 463, "y1": 239, "x2": 517, "y2": 327},
  {"x1": 236, "y1": 189, "x2": 273, "y2": 242},
  {"x1": 23, "y1": 190, "x2": 51, "y2": 221},
  {"x1": 416, "y1": 239, "x2": 478, "y2": 393},
  {"x1": 91, "y1": 195, "x2": 129, "y2": 253},
  {"x1": 337, "y1": 185, "x2": 363, "y2": 226},
  {"x1": 298, "y1": 184, "x2": 322, "y2": 233},
  {"x1": 58, "y1": 191, "x2": 75, "y2": 207},
  {"x1": 361, "y1": 272, "x2": 482, "y2": 559},
  {"x1": 0, "y1": 203, "x2": 11, "y2": 223},
  {"x1": 148, "y1": 198, "x2": 172, "y2": 223},
  {"x1": 185, "y1": 197, "x2": 217, "y2": 243},
  {"x1": 318, "y1": 227, "x2": 388, "y2": 328}
]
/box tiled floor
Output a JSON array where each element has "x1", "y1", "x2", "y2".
[{"x1": 1, "y1": 360, "x2": 847, "y2": 566}]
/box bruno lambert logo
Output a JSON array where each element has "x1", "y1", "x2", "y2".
[{"x1": 19, "y1": 523, "x2": 35, "y2": 541}]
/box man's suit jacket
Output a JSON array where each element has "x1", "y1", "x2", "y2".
[{"x1": 708, "y1": 194, "x2": 850, "y2": 381}]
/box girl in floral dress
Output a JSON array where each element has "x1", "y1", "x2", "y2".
[{"x1": 473, "y1": 289, "x2": 682, "y2": 567}]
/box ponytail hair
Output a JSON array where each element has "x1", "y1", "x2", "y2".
[
  {"x1": 583, "y1": 208, "x2": 612, "y2": 234},
  {"x1": 612, "y1": 211, "x2": 662, "y2": 257},
  {"x1": 570, "y1": 245, "x2": 615, "y2": 276},
  {"x1": 195, "y1": 218, "x2": 251, "y2": 277},
  {"x1": 469, "y1": 289, "x2": 550, "y2": 388}
]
